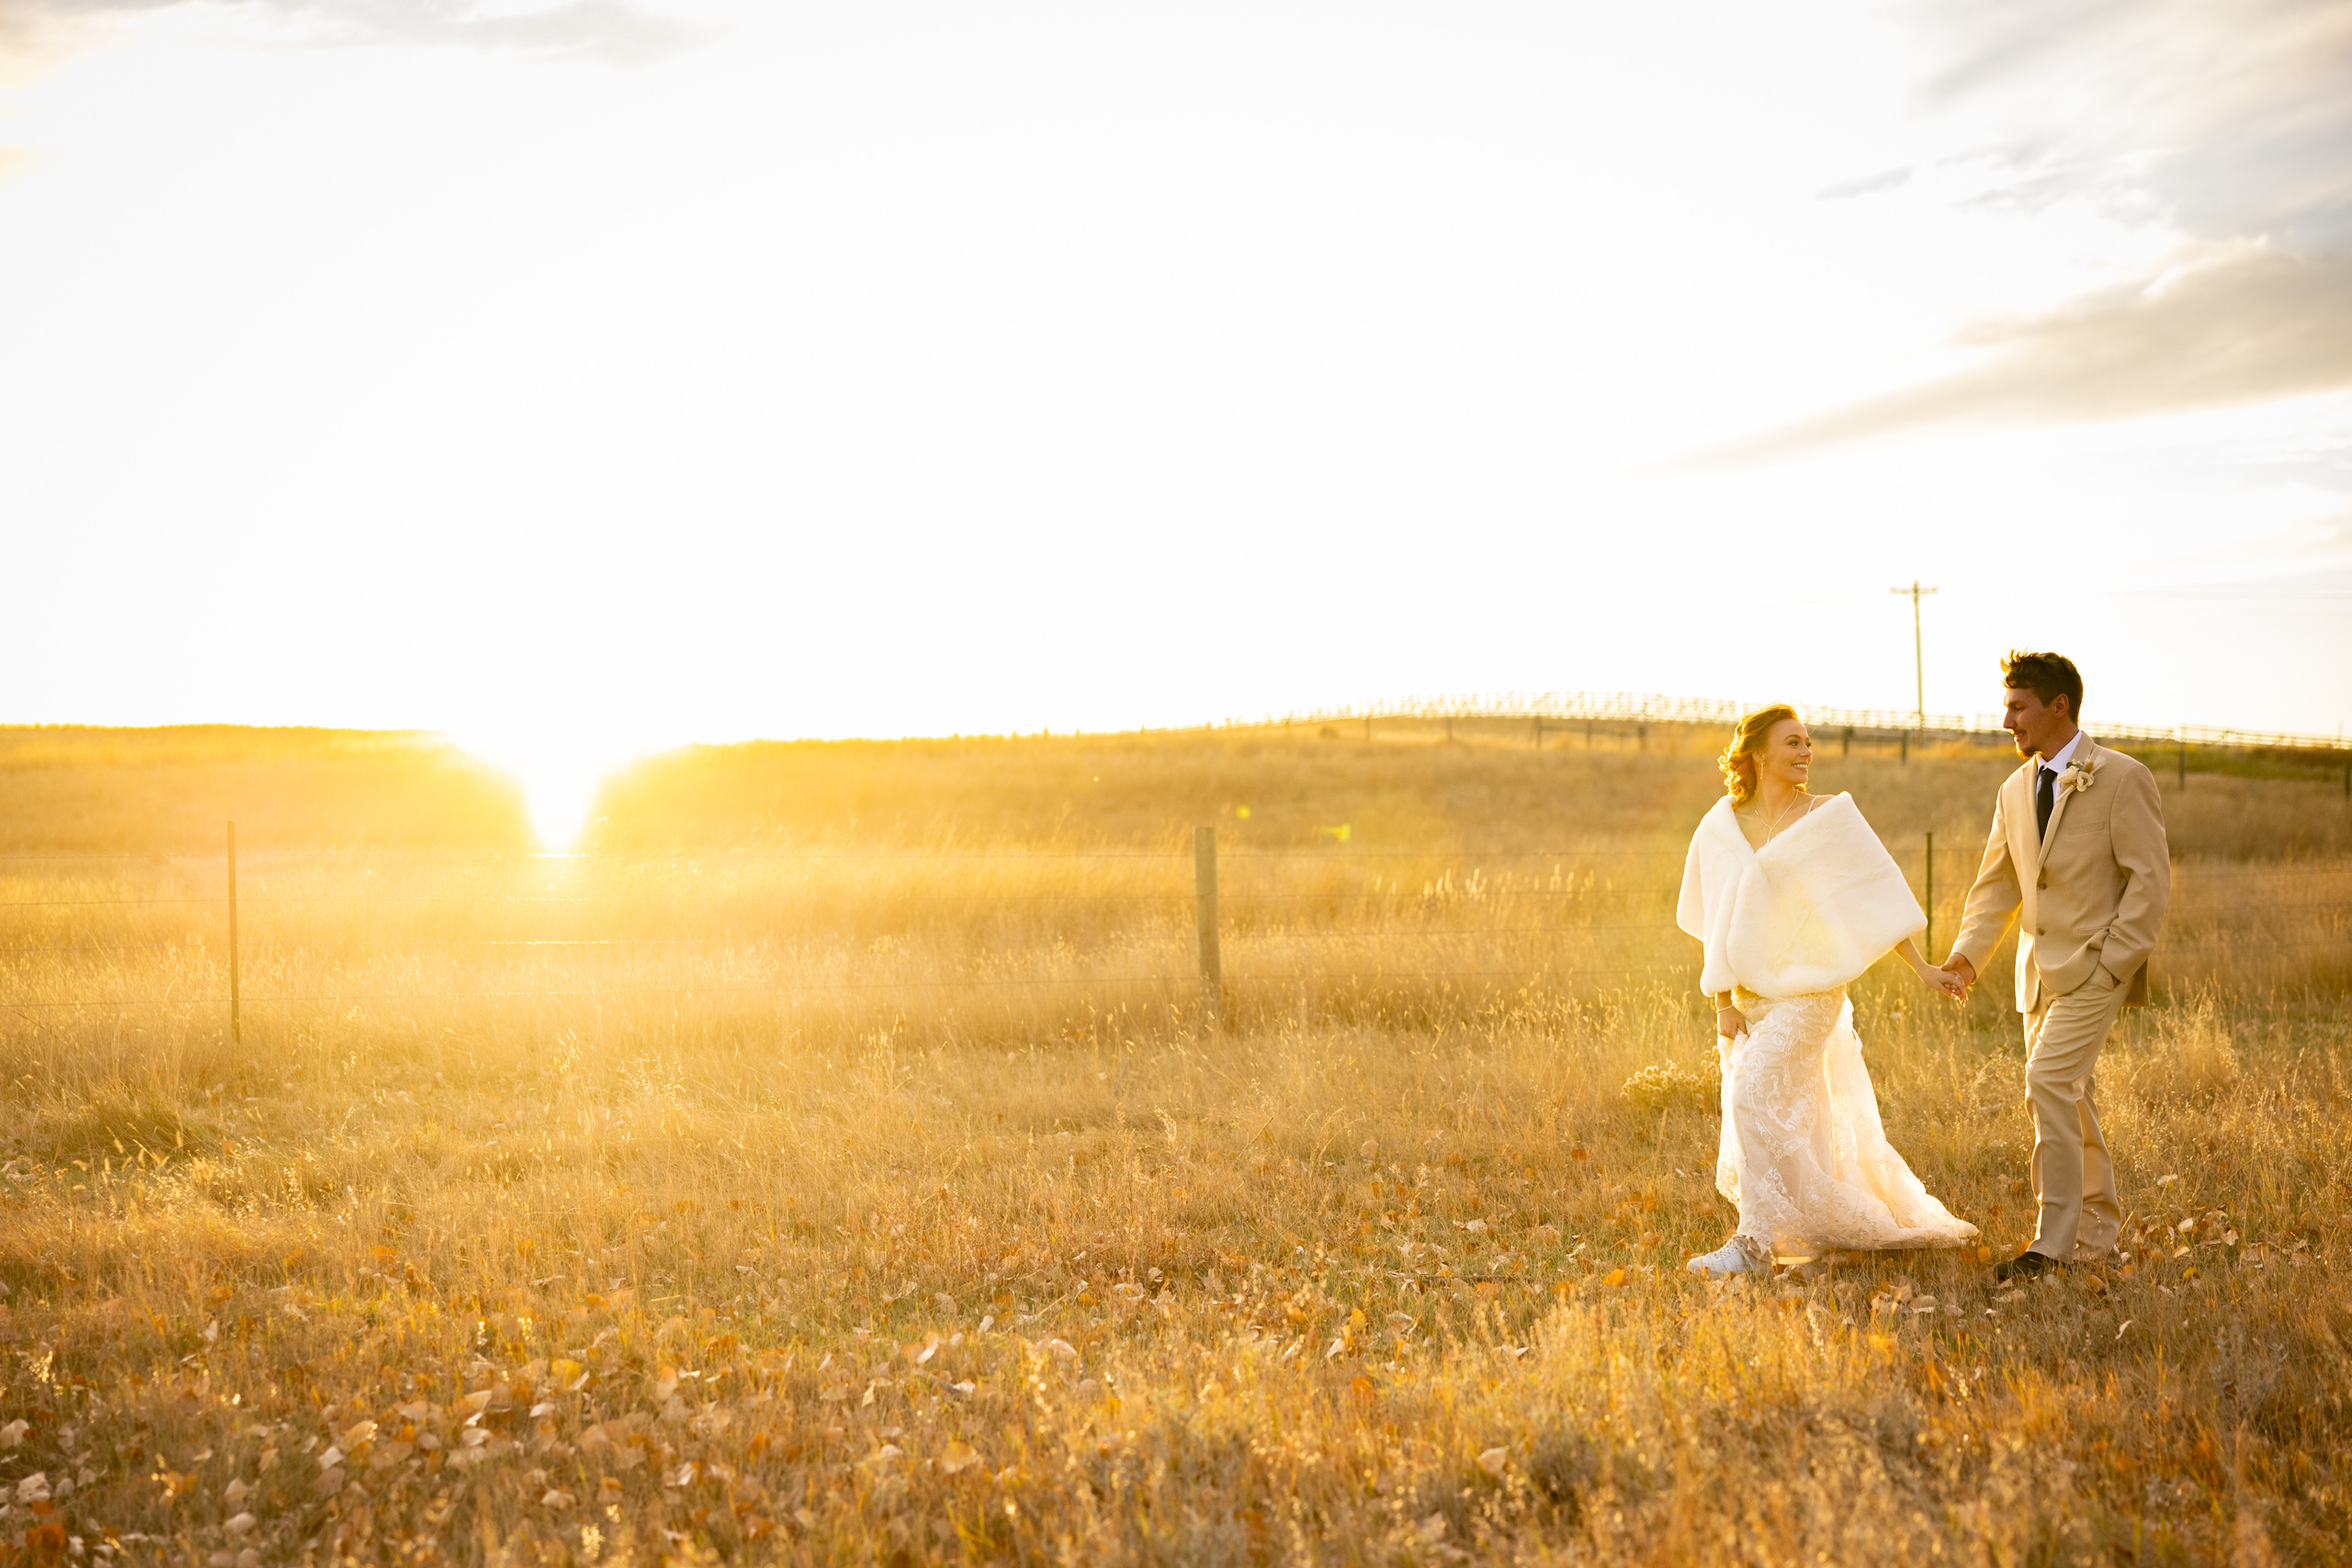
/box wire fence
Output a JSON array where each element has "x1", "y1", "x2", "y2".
[
  {"x1": 1177, "y1": 691, "x2": 2352, "y2": 760},
  {"x1": 5, "y1": 828, "x2": 2348, "y2": 1045}
]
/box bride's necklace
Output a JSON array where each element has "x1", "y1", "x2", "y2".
[{"x1": 1743, "y1": 790, "x2": 1808, "y2": 841}]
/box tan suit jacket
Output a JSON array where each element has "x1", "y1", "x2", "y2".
[{"x1": 1952, "y1": 736, "x2": 2171, "y2": 1014}]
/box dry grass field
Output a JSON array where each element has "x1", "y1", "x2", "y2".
[{"x1": 1, "y1": 720, "x2": 2348, "y2": 1565}]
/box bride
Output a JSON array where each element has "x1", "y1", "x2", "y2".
[{"x1": 1677, "y1": 705, "x2": 1979, "y2": 1277}]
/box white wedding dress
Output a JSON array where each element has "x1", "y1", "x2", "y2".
[{"x1": 1678, "y1": 794, "x2": 1978, "y2": 1264}]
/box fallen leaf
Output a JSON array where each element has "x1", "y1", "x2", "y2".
[
  {"x1": 1603, "y1": 1269, "x2": 1626, "y2": 1287},
  {"x1": 938, "y1": 1441, "x2": 981, "y2": 1475},
  {"x1": 0, "y1": 1421, "x2": 25, "y2": 1449},
  {"x1": 1477, "y1": 1448, "x2": 1508, "y2": 1478},
  {"x1": 542, "y1": 1488, "x2": 576, "y2": 1509},
  {"x1": 224, "y1": 1513, "x2": 256, "y2": 1537}
]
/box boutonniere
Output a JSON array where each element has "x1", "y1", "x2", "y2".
[{"x1": 2060, "y1": 757, "x2": 2096, "y2": 795}]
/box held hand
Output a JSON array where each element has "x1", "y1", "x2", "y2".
[
  {"x1": 1936, "y1": 953, "x2": 1975, "y2": 1000},
  {"x1": 1907, "y1": 958, "x2": 1963, "y2": 999},
  {"x1": 1715, "y1": 1005, "x2": 1747, "y2": 1038}
]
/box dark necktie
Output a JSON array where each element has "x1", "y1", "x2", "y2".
[{"x1": 2035, "y1": 763, "x2": 2056, "y2": 840}]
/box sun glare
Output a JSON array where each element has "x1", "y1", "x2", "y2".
[{"x1": 451, "y1": 730, "x2": 633, "y2": 849}]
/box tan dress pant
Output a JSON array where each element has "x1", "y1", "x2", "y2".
[{"x1": 2022, "y1": 964, "x2": 2129, "y2": 1261}]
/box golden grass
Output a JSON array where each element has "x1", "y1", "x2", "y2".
[
  {"x1": 0, "y1": 724, "x2": 2347, "y2": 1565},
  {"x1": 0, "y1": 728, "x2": 530, "y2": 854}
]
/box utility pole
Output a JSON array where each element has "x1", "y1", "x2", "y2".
[{"x1": 1890, "y1": 581, "x2": 1939, "y2": 732}]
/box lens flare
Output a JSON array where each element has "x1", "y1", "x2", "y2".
[{"x1": 447, "y1": 728, "x2": 636, "y2": 849}]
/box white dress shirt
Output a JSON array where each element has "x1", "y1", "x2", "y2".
[{"x1": 2038, "y1": 730, "x2": 2085, "y2": 791}]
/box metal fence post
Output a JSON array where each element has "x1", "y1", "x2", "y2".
[
  {"x1": 1924, "y1": 831, "x2": 1934, "y2": 957},
  {"x1": 1193, "y1": 826, "x2": 1223, "y2": 1032},
  {"x1": 227, "y1": 819, "x2": 241, "y2": 1045}
]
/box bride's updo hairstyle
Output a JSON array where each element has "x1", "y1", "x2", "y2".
[{"x1": 1719, "y1": 704, "x2": 1800, "y2": 806}]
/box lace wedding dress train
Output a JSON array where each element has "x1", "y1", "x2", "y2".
[
  {"x1": 1713, "y1": 987, "x2": 1975, "y2": 1259},
  {"x1": 1679, "y1": 793, "x2": 1978, "y2": 1266}
]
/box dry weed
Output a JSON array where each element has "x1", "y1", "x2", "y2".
[{"x1": 0, "y1": 726, "x2": 2344, "y2": 1564}]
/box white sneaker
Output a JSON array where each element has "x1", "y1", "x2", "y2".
[{"x1": 1686, "y1": 1237, "x2": 1770, "y2": 1279}]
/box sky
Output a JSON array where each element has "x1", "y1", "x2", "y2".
[{"x1": 4, "y1": 0, "x2": 2349, "y2": 838}]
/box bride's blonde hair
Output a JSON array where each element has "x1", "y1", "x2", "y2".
[{"x1": 1719, "y1": 704, "x2": 1800, "y2": 806}]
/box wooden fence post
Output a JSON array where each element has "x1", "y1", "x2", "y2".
[
  {"x1": 1533, "y1": 715, "x2": 1543, "y2": 750},
  {"x1": 227, "y1": 819, "x2": 241, "y2": 1045},
  {"x1": 2178, "y1": 728, "x2": 2188, "y2": 789},
  {"x1": 1843, "y1": 726, "x2": 1853, "y2": 757},
  {"x1": 1900, "y1": 731, "x2": 1909, "y2": 764},
  {"x1": 1193, "y1": 826, "x2": 1223, "y2": 1032}
]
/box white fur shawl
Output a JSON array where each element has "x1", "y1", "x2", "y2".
[{"x1": 1676, "y1": 793, "x2": 1926, "y2": 999}]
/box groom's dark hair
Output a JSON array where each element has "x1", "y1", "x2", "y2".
[{"x1": 2001, "y1": 650, "x2": 2083, "y2": 721}]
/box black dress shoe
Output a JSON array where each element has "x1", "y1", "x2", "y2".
[{"x1": 1992, "y1": 1250, "x2": 2064, "y2": 1282}]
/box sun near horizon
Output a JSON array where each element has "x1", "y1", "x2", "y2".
[{"x1": 2, "y1": 2, "x2": 2346, "y2": 749}]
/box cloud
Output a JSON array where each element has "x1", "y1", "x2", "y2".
[
  {"x1": 1916, "y1": 0, "x2": 2352, "y2": 247},
  {"x1": 1694, "y1": 248, "x2": 2352, "y2": 465},
  {"x1": 0, "y1": 0, "x2": 691, "y2": 66},
  {"x1": 1694, "y1": 0, "x2": 2352, "y2": 465},
  {"x1": 2104, "y1": 513, "x2": 2352, "y2": 607}
]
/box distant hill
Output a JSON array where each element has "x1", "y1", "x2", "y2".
[{"x1": 0, "y1": 725, "x2": 532, "y2": 852}]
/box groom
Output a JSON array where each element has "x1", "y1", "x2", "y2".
[{"x1": 1939, "y1": 651, "x2": 2171, "y2": 1280}]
